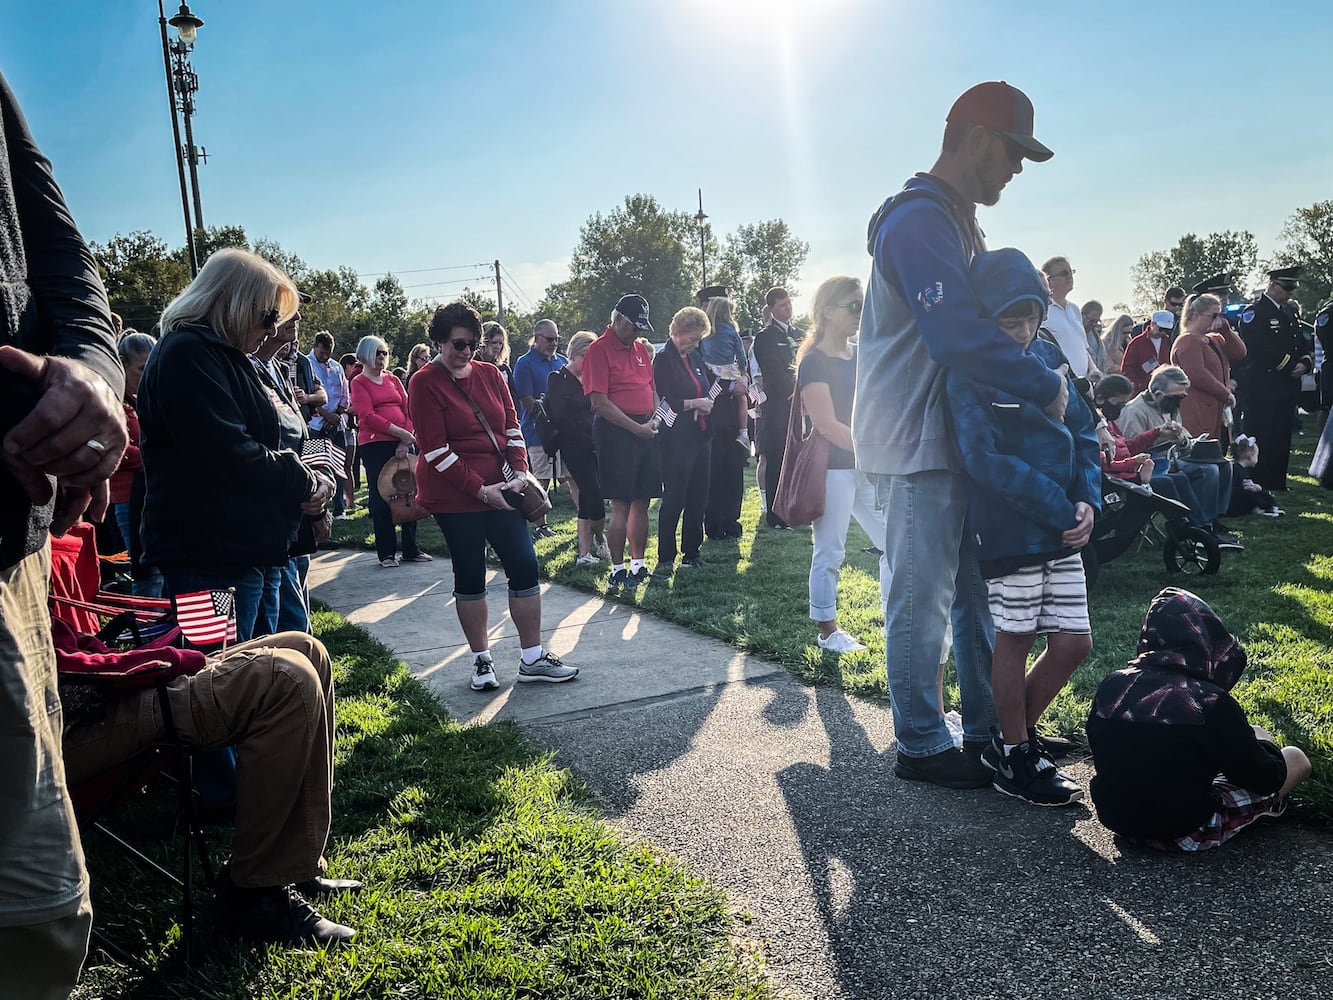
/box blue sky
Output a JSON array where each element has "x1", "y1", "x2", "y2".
[{"x1": 3, "y1": 0, "x2": 1330, "y2": 315}]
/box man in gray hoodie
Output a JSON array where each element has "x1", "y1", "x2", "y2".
[{"x1": 852, "y1": 81, "x2": 1067, "y2": 789}]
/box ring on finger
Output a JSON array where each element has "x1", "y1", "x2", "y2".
[{"x1": 85, "y1": 438, "x2": 107, "y2": 455}]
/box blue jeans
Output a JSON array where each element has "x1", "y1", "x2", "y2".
[
  {"x1": 112, "y1": 501, "x2": 162, "y2": 597},
  {"x1": 162, "y1": 565, "x2": 269, "y2": 644},
  {"x1": 1176, "y1": 459, "x2": 1231, "y2": 524},
  {"x1": 260, "y1": 558, "x2": 311, "y2": 635},
  {"x1": 872, "y1": 470, "x2": 996, "y2": 756}
]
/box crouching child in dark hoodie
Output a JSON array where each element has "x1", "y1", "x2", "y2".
[
  {"x1": 948, "y1": 248, "x2": 1101, "y2": 808},
  {"x1": 1087, "y1": 587, "x2": 1310, "y2": 851}
]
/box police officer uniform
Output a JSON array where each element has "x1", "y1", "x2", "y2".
[{"x1": 1235, "y1": 266, "x2": 1311, "y2": 489}]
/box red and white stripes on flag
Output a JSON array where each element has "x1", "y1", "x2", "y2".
[
  {"x1": 302, "y1": 439, "x2": 347, "y2": 480},
  {"x1": 174, "y1": 590, "x2": 238, "y2": 645}
]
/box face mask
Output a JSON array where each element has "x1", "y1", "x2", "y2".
[
  {"x1": 1099, "y1": 402, "x2": 1122, "y2": 420},
  {"x1": 1157, "y1": 394, "x2": 1182, "y2": 415}
]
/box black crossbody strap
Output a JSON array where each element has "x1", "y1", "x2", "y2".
[{"x1": 452, "y1": 374, "x2": 515, "y2": 480}]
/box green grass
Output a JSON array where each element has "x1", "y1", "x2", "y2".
[
  {"x1": 74, "y1": 609, "x2": 775, "y2": 999},
  {"x1": 332, "y1": 438, "x2": 1333, "y2": 822}
]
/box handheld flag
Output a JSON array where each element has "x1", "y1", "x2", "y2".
[{"x1": 174, "y1": 590, "x2": 238, "y2": 646}]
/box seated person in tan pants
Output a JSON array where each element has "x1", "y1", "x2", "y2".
[{"x1": 63, "y1": 632, "x2": 359, "y2": 947}]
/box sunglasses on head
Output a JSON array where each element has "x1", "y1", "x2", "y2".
[{"x1": 449, "y1": 339, "x2": 477, "y2": 352}]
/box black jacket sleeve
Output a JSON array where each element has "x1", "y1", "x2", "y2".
[
  {"x1": 0, "y1": 72, "x2": 120, "y2": 396},
  {"x1": 754, "y1": 325, "x2": 795, "y2": 406},
  {"x1": 1206, "y1": 694, "x2": 1288, "y2": 795}
]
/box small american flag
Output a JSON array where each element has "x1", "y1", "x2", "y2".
[
  {"x1": 302, "y1": 439, "x2": 347, "y2": 480},
  {"x1": 174, "y1": 590, "x2": 238, "y2": 645},
  {"x1": 748, "y1": 383, "x2": 766, "y2": 405},
  {"x1": 707, "y1": 380, "x2": 724, "y2": 401},
  {"x1": 652, "y1": 399, "x2": 678, "y2": 428}
]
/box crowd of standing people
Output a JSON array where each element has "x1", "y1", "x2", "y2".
[{"x1": 1, "y1": 64, "x2": 1326, "y2": 1000}]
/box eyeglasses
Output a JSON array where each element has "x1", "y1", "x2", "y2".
[
  {"x1": 261, "y1": 307, "x2": 280, "y2": 328},
  {"x1": 536, "y1": 334, "x2": 558, "y2": 343},
  {"x1": 374, "y1": 350, "x2": 389, "y2": 357},
  {"x1": 449, "y1": 339, "x2": 477, "y2": 353},
  {"x1": 837, "y1": 301, "x2": 863, "y2": 315},
  {"x1": 1048, "y1": 269, "x2": 1076, "y2": 280}
]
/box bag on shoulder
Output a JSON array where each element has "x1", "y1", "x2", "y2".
[
  {"x1": 773, "y1": 390, "x2": 830, "y2": 527},
  {"x1": 531, "y1": 394, "x2": 561, "y2": 457}
]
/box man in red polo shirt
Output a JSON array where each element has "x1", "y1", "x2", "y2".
[{"x1": 583, "y1": 294, "x2": 662, "y2": 588}]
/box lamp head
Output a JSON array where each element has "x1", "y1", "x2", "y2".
[{"x1": 169, "y1": 3, "x2": 204, "y2": 44}]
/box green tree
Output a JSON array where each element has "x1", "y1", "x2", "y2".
[
  {"x1": 1272, "y1": 200, "x2": 1333, "y2": 313},
  {"x1": 714, "y1": 220, "x2": 810, "y2": 330},
  {"x1": 254, "y1": 237, "x2": 308, "y2": 283},
  {"x1": 1130, "y1": 231, "x2": 1259, "y2": 311},
  {"x1": 191, "y1": 224, "x2": 250, "y2": 264},
  {"x1": 564, "y1": 194, "x2": 716, "y2": 340},
  {"x1": 90, "y1": 230, "x2": 191, "y2": 332},
  {"x1": 301, "y1": 266, "x2": 370, "y2": 348}
]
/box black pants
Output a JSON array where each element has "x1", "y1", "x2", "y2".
[
  {"x1": 359, "y1": 440, "x2": 421, "y2": 561},
  {"x1": 658, "y1": 433, "x2": 711, "y2": 562},
  {"x1": 762, "y1": 403, "x2": 790, "y2": 524},
  {"x1": 705, "y1": 435, "x2": 746, "y2": 537},
  {"x1": 1243, "y1": 396, "x2": 1297, "y2": 490}
]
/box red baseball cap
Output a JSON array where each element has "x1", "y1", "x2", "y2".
[{"x1": 946, "y1": 81, "x2": 1053, "y2": 162}]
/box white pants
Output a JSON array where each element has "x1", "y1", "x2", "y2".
[{"x1": 809, "y1": 469, "x2": 890, "y2": 621}]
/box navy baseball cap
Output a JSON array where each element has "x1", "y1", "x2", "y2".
[
  {"x1": 614, "y1": 294, "x2": 654, "y2": 333},
  {"x1": 946, "y1": 81, "x2": 1053, "y2": 162}
]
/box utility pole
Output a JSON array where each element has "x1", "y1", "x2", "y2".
[
  {"x1": 158, "y1": 0, "x2": 198, "y2": 274},
  {"x1": 494, "y1": 259, "x2": 504, "y2": 321},
  {"x1": 694, "y1": 189, "x2": 709, "y2": 288}
]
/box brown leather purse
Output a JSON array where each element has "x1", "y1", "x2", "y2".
[{"x1": 772, "y1": 387, "x2": 830, "y2": 527}]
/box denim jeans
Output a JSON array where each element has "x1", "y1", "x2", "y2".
[
  {"x1": 872, "y1": 470, "x2": 996, "y2": 756},
  {"x1": 112, "y1": 501, "x2": 162, "y2": 597},
  {"x1": 260, "y1": 558, "x2": 311, "y2": 634},
  {"x1": 1176, "y1": 459, "x2": 1231, "y2": 524},
  {"x1": 810, "y1": 469, "x2": 889, "y2": 621},
  {"x1": 1151, "y1": 472, "x2": 1208, "y2": 528}
]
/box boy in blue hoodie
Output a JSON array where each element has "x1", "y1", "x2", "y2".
[{"x1": 948, "y1": 248, "x2": 1102, "y2": 807}]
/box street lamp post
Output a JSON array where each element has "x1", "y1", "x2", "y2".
[
  {"x1": 158, "y1": 2, "x2": 206, "y2": 271},
  {"x1": 157, "y1": 0, "x2": 198, "y2": 274},
  {"x1": 694, "y1": 188, "x2": 708, "y2": 288}
]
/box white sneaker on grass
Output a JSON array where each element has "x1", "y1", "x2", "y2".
[
  {"x1": 817, "y1": 630, "x2": 867, "y2": 654},
  {"x1": 595, "y1": 538, "x2": 612, "y2": 560},
  {"x1": 575, "y1": 553, "x2": 600, "y2": 567},
  {"x1": 470, "y1": 656, "x2": 500, "y2": 691},
  {"x1": 517, "y1": 651, "x2": 578, "y2": 683}
]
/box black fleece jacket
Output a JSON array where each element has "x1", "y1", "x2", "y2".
[
  {"x1": 138, "y1": 324, "x2": 317, "y2": 570},
  {"x1": 0, "y1": 73, "x2": 121, "y2": 569}
]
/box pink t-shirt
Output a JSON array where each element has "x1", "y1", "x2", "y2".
[{"x1": 351, "y1": 372, "x2": 413, "y2": 445}]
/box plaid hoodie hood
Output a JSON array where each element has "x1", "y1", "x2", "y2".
[{"x1": 1090, "y1": 588, "x2": 1247, "y2": 727}]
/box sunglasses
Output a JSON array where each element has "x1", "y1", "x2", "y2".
[
  {"x1": 1048, "y1": 269, "x2": 1076, "y2": 280},
  {"x1": 375, "y1": 350, "x2": 389, "y2": 357},
  {"x1": 838, "y1": 301, "x2": 863, "y2": 315},
  {"x1": 536, "y1": 334, "x2": 558, "y2": 343},
  {"x1": 989, "y1": 129, "x2": 1027, "y2": 164},
  {"x1": 449, "y1": 339, "x2": 478, "y2": 352},
  {"x1": 1166, "y1": 300, "x2": 1185, "y2": 309}
]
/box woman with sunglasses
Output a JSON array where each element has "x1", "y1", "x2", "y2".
[
  {"x1": 795, "y1": 275, "x2": 889, "y2": 655},
  {"x1": 1170, "y1": 293, "x2": 1247, "y2": 440},
  {"x1": 408, "y1": 301, "x2": 577, "y2": 691},
  {"x1": 350, "y1": 335, "x2": 431, "y2": 568},
  {"x1": 139, "y1": 248, "x2": 336, "y2": 639}
]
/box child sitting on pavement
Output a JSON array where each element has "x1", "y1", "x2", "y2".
[
  {"x1": 1087, "y1": 587, "x2": 1310, "y2": 851},
  {"x1": 948, "y1": 248, "x2": 1102, "y2": 807}
]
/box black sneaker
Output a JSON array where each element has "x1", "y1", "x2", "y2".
[
  {"x1": 894, "y1": 747, "x2": 992, "y2": 789},
  {"x1": 1213, "y1": 530, "x2": 1244, "y2": 551},
  {"x1": 651, "y1": 563, "x2": 675, "y2": 579},
  {"x1": 608, "y1": 569, "x2": 630, "y2": 589},
  {"x1": 631, "y1": 566, "x2": 651, "y2": 585},
  {"x1": 533, "y1": 524, "x2": 557, "y2": 540},
  {"x1": 991, "y1": 742, "x2": 1083, "y2": 807},
  {"x1": 220, "y1": 880, "x2": 355, "y2": 946},
  {"x1": 680, "y1": 555, "x2": 705, "y2": 569},
  {"x1": 1029, "y1": 727, "x2": 1080, "y2": 760}
]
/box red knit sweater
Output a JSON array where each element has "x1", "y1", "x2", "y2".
[
  {"x1": 109, "y1": 402, "x2": 142, "y2": 504},
  {"x1": 408, "y1": 361, "x2": 528, "y2": 513},
  {"x1": 350, "y1": 372, "x2": 412, "y2": 445}
]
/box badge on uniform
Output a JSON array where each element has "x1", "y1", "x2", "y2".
[
  {"x1": 1319, "y1": 314, "x2": 1329, "y2": 327},
  {"x1": 1242, "y1": 309, "x2": 1255, "y2": 324},
  {"x1": 918, "y1": 281, "x2": 944, "y2": 312}
]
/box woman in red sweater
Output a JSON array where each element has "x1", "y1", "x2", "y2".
[
  {"x1": 350, "y1": 335, "x2": 432, "y2": 568},
  {"x1": 409, "y1": 301, "x2": 577, "y2": 691},
  {"x1": 1170, "y1": 293, "x2": 1247, "y2": 440}
]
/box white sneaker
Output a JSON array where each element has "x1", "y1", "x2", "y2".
[
  {"x1": 470, "y1": 656, "x2": 500, "y2": 691},
  {"x1": 517, "y1": 651, "x2": 579, "y2": 683},
  {"x1": 817, "y1": 630, "x2": 867, "y2": 654},
  {"x1": 594, "y1": 539, "x2": 611, "y2": 560},
  {"x1": 575, "y1": 553, "x2": 599, "y2": 567},
  {"x1": 1257, "y1": 507, "x2": 1281, "y2": 518}
]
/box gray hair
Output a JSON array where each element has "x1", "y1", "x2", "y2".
[
  {"x1": 1148, "y1": 364, "x2": 1190, "y2": 395},
  {"x1": 117, "y1": 331, "x2": 156, "y2": 365},
  {"x1": 356, "y1": 335, "x2": 388, "y2": 368},
  {"x1": 532, "y1": 319, "x2": 558, "y2": 340}
]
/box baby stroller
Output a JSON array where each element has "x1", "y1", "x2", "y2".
[{"x1": 1080, "y1": 475, "x2": 1221, "y2": 588}]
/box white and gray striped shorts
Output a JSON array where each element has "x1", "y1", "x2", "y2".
[{"x1": 986, "y1": 553, "x2": 1090, "y2": 635}]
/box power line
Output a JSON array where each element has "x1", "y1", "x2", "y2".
[
  {"x1": 357, "y1": 262, "x2": 489, "y2": 278},
  {"x1": 499, "y1": 262, "x2": 539, "y2": 312},
  {"x1": 400, "y1": 275, "x2": 490, "y2": 291}
]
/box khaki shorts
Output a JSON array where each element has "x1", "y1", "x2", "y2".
[{"x1": 528, "y1": 444, "x2": 558, "y2": 482}]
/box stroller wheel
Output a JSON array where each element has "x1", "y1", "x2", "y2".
[{"x1": 1163, "y1": 525, "x2": 1221, "y2": 576}]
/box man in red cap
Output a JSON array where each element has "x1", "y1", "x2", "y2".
[{"x1": 853, "y1": 82, "x2": 1073, "y2": 790}]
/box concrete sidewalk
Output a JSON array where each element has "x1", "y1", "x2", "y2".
[{"x1": 310, "y1": 551, "x2": 1333, "y2": 1000}]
